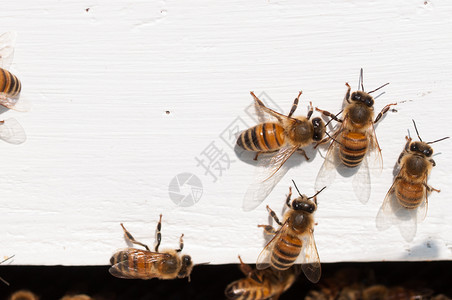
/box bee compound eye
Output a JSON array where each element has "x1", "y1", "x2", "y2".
[
  {"x1": 312, "y1": 117, "x2": 321, "y2": 127},
  {"x1": 292, "y1": 202, "x2": 302, "y2": 210},
  {"x1": 410, "y1": 144, "x2": 418, "y2": 152}
]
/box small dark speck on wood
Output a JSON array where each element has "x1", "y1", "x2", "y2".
[
  {"x1": 165, "y1": 110, "x2": 171, "y2": 115},
  {"x1": 86, "y1": 8, "x2": 90, "y2": 12}
]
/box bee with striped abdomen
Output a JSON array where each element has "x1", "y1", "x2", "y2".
[
  {"x1": 0, "y1": 31, "x2": 26, "y2": 144},
  {"x1": 225, "y1": 255, "x2": 299, "y2": 300},
  {"x1": 256, "y1": 182, "x2": 324, "y2": 283},
  {"x1": 315, "y1": 69, "x2": 396, "y2": 203},
  {"x1": 109, "y1": 214, "x2": 193, "y2": 280},
  {"x1": 238, "y1": 91, "x2": 325, "y2": 211},
  {"x1": 376, "y1": 120, "x2": 449, "y2": 241}
]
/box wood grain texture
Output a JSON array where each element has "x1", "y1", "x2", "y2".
[{"x1": 0, "y1": 0, "x2": 451, "y2": 265}]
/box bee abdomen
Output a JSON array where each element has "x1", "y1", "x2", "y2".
[
  {"x1": 395, "y1": 180, "x2": 424, "y2": 209},
  {"x1": 339, "y1": 132, "x2": 368, "y2": 167},
  {"x1": 237, "y1": 123, "x2": 285, "y2": 152},
  {"x1": 225, "y1": 279, "x2": 268, "y2": 300},
  {"x1": 110, "y1": 251, "x2": 131, "y2": 274},
  {"x1": 0, "y1": 68, "x2": 21, "y2": 97},
  {"x1": 271, "y1": 236, "x2": 302, "y2": 271}
]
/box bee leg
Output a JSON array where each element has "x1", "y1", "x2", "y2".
[
  {"x1": 314, "y1": 136, "x2": 331, "y2": 149},
  {"x1": 258, "y1": 224, "x2": 277, "y2": 235},
  {"x1": 287, "y1": 91, "x2": 302, "y2": 118},
  {"x1": 176, "y1": 234, "x2": 184, "y2": 252},
  {"x1": 315, "y1": 107, "x2": 342, "y2": 123},
  {"x1": 429, "y1": 158, "x2": 436, "y2": 167},
  {"x1": 254, "y1": 152, "x2": 262, "y2": 160},
  {"x1": 120, "y1": 223, "x2": 150, "y2": 251},
  {"x1": 344, "y1": 82, "x2": 351, "y2": 103},
  {"x1": 285, "y1": 186, "x2": 293, "y2": 208},
  {"x1": 155, "y1": 214, "x2": 163, "y2": 252},
  {"x1": 266, "y1": 205, "x2": 283, "y2": 226},
  {"x1": 238, "y1": 255, "x2": 253, "y2": 276},
  {"x1": 306, "y1": 101, "x2": 314, "y2": 120},
  {"x1": 297, "y1": 148, "x2": 309, "y2": 160},
  {"x1": 374, "y1": 103, "x2": 397, "y2": 123},
  {"x1": 424, "y1": 183, "x2": 440, "y2": 193}
]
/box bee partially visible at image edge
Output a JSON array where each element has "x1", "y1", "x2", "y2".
[
  {"x1": 257, "y1": 181, "x2": 324, "y2": 283},
  {"x1": 238, "y1": 91, "x2": 325, "y2": 211},
  {"x1": 109, "y1": 214, "x2": 193, "y2": 280},
  {"x1": 315, "y1": 69, "x2": 396, "y2": 203},
  {"x1": 225, "y1": 255, "x2": 300, "y2": 300},
  {"x1": 0, "y1": 31, "x2": 26, "y2": 144},
  {"x1": 376, "y1": 120, "x2": 449, "y2": 241},
  {"x1": 0, "y1": 31, "x2": 23, "y2": 110}
]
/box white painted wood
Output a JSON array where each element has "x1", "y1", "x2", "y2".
[{"x1": 0, "y1": 0, "x2": 451, "y2": 266}]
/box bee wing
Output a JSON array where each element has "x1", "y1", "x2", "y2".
[
  {"x1": 251, "y1": 92, "x2": 292, "y2": 124},
  {"x1": 242, "y1": 145, "x2": 297, "y2": 211},
  {"x1": 296, "y1": 229, "x2": 321, "y2": 283},
  {"x1": 416, "y1": 176, "x2": 429, "y2": 223},
  {"x1": 0, "y1": 31, "x2": 17, "y2": 69},
  {"x1": 109, "y1": 250, "x2": 171, "y2": 279},
  {"x1": 367, "y1": 122, "x2": 383, "y2": 170},
  {"x1": 0, "y1": 93, "x2": 30, "y2": 112},
  {"x1": 376, "y1": 178, "x2": 399, "y2": 231},
  {"x1": 256, "y1": 221, "x2": 290, "y2": 270},
  {"x1": 352, "y1": 154, "x2": 371, "y2": 204},
  {"x1": 376, "y1": 172, "x2": 418, "y2": 242},
  {"x1": 0, "y1": 118, "x2": 26, "y2": 144},
  {"x1": 314, "y1": 128, "x2": 344, "y2": 192}
]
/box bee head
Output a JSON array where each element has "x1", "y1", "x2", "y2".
[
  {"x1": 410, "y1": 119, "x2": 449, "y2": 157},
  {"x1": 410, "y1": 141, "x2": 433, "y2": 157},
  {"x1": 292, "y1": 197, "x2": 316, "y2": 213},
  {"x1": 311, "y1": 117, "x2": 325, "y2": 141},
  {"x1": 351, "y1": 91, "x2": 374, "y2": 107},
  {"x1": 177, "y1": 255, "x2": 193, "y2": 279}
]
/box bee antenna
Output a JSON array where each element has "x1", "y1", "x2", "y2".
[
  {"x1": 291, "y1": 180, "x2": 302, "y2": 197},
  {"x1": 427, "y1": 136, "x2": 450, "y2": 144},
  {"x1": 412, "y1": 119, "x2": 423, "y2": 142},
  {"x1": 308, "y1": 186, "x2": 327, "y2": 199},
  {"x1": 368, "y1": 82, "x2": 390, "y2": 94},
  {"x1": 324, "y1": 109, "x2": 343, "y2": 127},
  {"x1": 358, "y1": 68, "x2": 364, "y2": 91},
  {"x1": 325, "y1": 130, "x2": 343, "y2": 146}
]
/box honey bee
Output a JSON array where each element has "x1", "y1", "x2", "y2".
[
  {"x1": 238, "y1": 91, "x2": 325, "y2": 211},
  {"x1": 109, "y1": 214, "x2": 193, "y2": 280},
  {"x1": 315, "y1": 69, "x2": 396, "y2": 203},
  {"x1": 376, "y1": 120, "x2": 449, "y2": 241},
  {"x1": 0, "y1": 31, "x2": 26, "y2": 144},
  {"x1": 225, "y1": 255, "x2": 300, "y2": 300},
  {"x1": 256, "y1": 182, "x2": 324, "y2": 283}
]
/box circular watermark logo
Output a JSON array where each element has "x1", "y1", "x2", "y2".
[{"x1": 168, "y1": 173, "x2": 203, "y2": 207}]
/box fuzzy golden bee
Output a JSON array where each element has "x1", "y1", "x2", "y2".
[
  {"x1": 109, "y1": 214, "x2": 193, "y2": 280},
  {"x1": 315, "y1": 69, "x2": 396, "y2": 203},
  {"x1": 0, "y1": 31, "x2": 26, "y2": 144},
  {"x1": 376, "y1": 120, "x2": 449, "y2": 241},
  {"x1": 225, "y1": 255, "x2": 299, "y2": 300},
  {"x1": 238, "y1": 91, "x2": 325, "y2": 211},
  {"x1": 256, "y1": 182, "x2": 324, "y2": 283}
]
